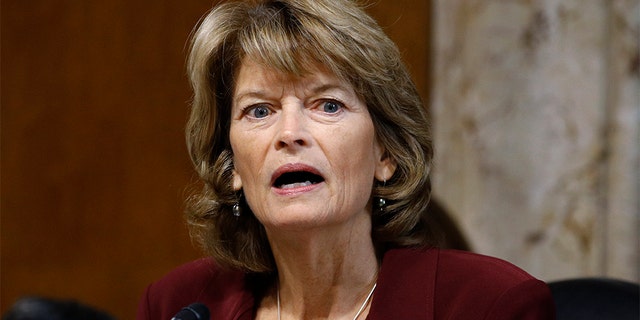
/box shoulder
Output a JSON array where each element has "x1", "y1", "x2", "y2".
[
  {"x1": 436, "y1": 249, "x2": 537, "y2": 283},
  {"x1": 150, "y1": 258, "x2": 222, "y2": 291},
  {"x1": 136, "y1": 258, "x2": 251, "y2": 320},
  {"x1": 383, "y1": 247, "x2": 540, "y2": 284},
  {"x1": 434, "y1": 249, "x2": 556, "y2": 319},
  {"x1": 374, "y1": 248, "x2": 555, "y2": 319}
]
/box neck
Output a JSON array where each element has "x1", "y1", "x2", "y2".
[{"x1": 265, "y1": 213, "x2": 379, "y2": 319}]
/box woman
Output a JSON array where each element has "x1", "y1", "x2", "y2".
[{"x1": 137, "y1": 0, "x2": 556, "y2": 319}]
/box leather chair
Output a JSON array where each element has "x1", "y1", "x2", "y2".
[
  {"x1": 548, "y1": 277, "x2": 639, "y2": 320},
  {"x1": 2, "y1": 296, "x2": 115, "y2": 320}
]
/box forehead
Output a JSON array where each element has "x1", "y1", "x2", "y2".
[{"x1": 233, "y1": 57, "x2": 354, "y2": 96}]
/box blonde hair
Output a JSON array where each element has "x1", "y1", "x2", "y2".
[{"x1": 185, "y1": 0, "x2": 433, "y2": 272}]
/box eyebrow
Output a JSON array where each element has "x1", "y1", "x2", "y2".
[
  {"x1": 233, "y1": 90, "x2": 268, "y2": 103},
  {"x1": 234, "y1": 82, "x2": 353, "y2": 103},
  {"x1": 308, "y1": 83, "x2": 352, "y2": 96}
]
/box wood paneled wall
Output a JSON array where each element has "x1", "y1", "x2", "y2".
[{"x1": 1, "y1": 1, "x2": 431, "y2": 318}]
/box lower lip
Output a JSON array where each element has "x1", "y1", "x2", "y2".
[{"x1": 272, "y1": 181, "x2": 324, "y2": 196}]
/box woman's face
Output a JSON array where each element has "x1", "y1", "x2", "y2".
[{"x1": 229, "y1": 58, "x2": 395, "y2": 231}]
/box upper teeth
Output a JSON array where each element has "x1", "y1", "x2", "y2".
[{"x1": 281, "y1": 181, "x2": 313, "y2": 189}]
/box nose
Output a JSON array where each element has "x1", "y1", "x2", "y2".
[{"x1": 275, "y1": 106, "x2": 309, "y2": 150}]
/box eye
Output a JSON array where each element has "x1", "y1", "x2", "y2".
[
  {"x1": 322, "y1": 100, "x2": 343, "y2": 114},
  {"x1": 244, "y1": 104, "x2": 272, "y2": 119}
]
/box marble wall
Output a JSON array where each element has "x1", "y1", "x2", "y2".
[{"x1": 431, "y1": 0, "x2": 639, "y2": 282}]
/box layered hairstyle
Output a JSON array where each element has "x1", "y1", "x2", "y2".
[{"x1": 185, "y1": 0, "x2": 434, "y2": 273}]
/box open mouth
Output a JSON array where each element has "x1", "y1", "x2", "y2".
[{"x1": 273, "y1": 171, "x2": 325, "y2": 189}]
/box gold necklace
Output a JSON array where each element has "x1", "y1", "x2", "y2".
[{"x1": 276, "y1": 283, "x2": 377, "y2": 320}]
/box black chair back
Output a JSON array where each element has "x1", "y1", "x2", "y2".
[{"x1": 549, "y1": 278, "x2": 639, "y2": 320}]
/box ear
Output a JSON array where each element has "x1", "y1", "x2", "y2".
[
  {"x1": 374, "y1": 144, "x2": 396, "y2": 183},
  {"x1": 232, "y1": 169, "x2": 243, "y2": 191}
]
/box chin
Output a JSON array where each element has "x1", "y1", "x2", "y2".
[
  {"x1": 268, "y1": 214, "x2": 330, "y2": 230},
  {"x1": 263, "y1": 209, "x2": 363, "y2": 235}
]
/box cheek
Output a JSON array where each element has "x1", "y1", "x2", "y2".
[
  {"x1": 229, "y1": 130, "x2": 255, "y2": 180},
  {"x1": 231, "y1": 145, "x2": 255, "y2": 176},
  {"x1": 230, "y1": 129, "x2": 271, "y2": 188},
  {"x1": 333, "y1": 123, "x2": 378, "y2": 181}
]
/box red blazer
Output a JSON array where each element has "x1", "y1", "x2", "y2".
[{"x1": 137, "y1": 248, "x2": 555, "y2": 319}]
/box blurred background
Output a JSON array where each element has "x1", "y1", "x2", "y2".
[{"x1": 2, "y1": 0, "x2": 638, "y2": 319}]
